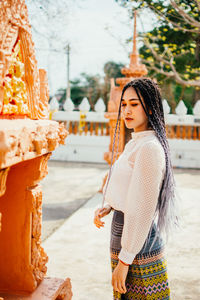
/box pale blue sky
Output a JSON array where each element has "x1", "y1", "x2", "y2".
[{"x1": 27, "y1": 0, "x2": 155, "y2": 95}]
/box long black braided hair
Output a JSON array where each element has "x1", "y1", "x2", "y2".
[{"x1": 102, "y1": 77, "x2": 182, "y2": 253}]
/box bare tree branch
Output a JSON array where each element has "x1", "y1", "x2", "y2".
[
  {"x1": 140, "y1": 60, "x2": 174, "y2": 76},
  {"x1": 141, "y1": 38, "x2": 200, "y2": 87},
  {"x1": 141, "y1": 58, "x2": 200, "y2": 87},
  {"x1": 195, "y1": 0, "x2": 200, "y2": 12},
  {"x1": 146, "y1": 2, "x2": 200, "y2": 33},
  {"x1": 170, "y1": 0, "x2": 200, "y2": 28},
  {"x1": 143, "y1": 38, "x2": 172, "y2": 66}
]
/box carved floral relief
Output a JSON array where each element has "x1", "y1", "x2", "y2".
[{"x1": 0, "y1": 0, "x2": 49, "y2": 120}]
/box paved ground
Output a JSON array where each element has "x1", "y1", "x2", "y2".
[
  {"x1": 42, "y1": 161, "x2": 108, "y2": 241},
  {"x1": 42, "y1": 161, "x2": 200, "y2": 300}
]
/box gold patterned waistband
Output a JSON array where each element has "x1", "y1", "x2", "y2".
[{"x1": 110, "y1": 248, "x2": 165, "y2": 265}]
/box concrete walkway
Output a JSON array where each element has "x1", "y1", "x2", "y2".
[
  {"x1": 43, "y1": 192, "x2": 113, "y2": 300},
  {"x1": 42, "y1": 162, "x2": 200, "y2": 300},
  {"x1": 41, "y1": 161, "x2": 108, "y2": 241}
]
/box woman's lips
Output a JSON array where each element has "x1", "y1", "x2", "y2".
[{"x1": 125, "y1": 118, "x2": 134, "y2": 121}]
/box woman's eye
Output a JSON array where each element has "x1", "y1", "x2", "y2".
[{"x1": 121, "y1": 103, "x2": 138, "y2": 107}]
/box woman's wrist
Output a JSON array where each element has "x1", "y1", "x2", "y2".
[
  {"x1": 104, "y1": 204, "x2": 112, "y2": 210},
  {"x1": 119, "y1": 259, "x2": 130, "y2": 267}
]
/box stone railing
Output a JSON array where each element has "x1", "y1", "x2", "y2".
[
  {"x1": 49, "y1": 97, "x2": 110, "y2": 163},
  {"x1": 163, "y1": 99, "x2": 200, "y2": 140},
  {"x1": 50, "y1": 97, "x2": 200, "y2": 140},
  {"x1": 50, "y1": 97, "x2": 200, "y2": 168},
  {"x1": 50, "y1": 97, "x2": 110, "y2": 137}
]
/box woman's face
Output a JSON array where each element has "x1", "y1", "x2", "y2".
[{"x1": 121, "y1": 86, "x2": 150, "y2": 132}]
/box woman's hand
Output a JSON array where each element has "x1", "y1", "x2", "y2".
[
  {"x1": 93, "y1": 205, "x2": 112, "y2": 229},
  {"x1": 112, "y1": 260, "x2": 129, "y2": 294}
]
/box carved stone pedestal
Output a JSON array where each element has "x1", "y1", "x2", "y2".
[
  {"x1": 0, "y1": 277, "x2": 72, "y2": 300},
  {"x1": 0, "y1": 120, "x2": 71, "y2": 299},
  {"x1": 0, "y1": 1, "x2": 72, "y2": 298}
]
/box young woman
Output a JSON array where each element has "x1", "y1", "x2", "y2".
[{"x1": 93, "y1": 78, "x2": 181, "y2": 299}]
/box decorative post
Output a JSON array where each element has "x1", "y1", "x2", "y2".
[
  {"x1": 0, "y1": 1, "x2": 72, "y2": 299},
  {"x1": 78, "y1": 97, "x2": 90, "y2": 134}
]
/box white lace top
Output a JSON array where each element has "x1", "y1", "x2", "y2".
[{"x1": 102, "y1": 129, "x2": 166, "y2": 264}]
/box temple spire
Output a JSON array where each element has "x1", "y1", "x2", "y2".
[
  {"x1": 132, "y1": 10, "x2": 138, "y2": 55},
  {"x1": 130, "y1": 10, "x2": 139, "y2": 67},
  {"x1": 115, "y1": 9, "x2": 148, "y2": 85}
]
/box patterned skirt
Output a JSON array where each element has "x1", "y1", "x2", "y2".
[{"x1": 110, "y1": 209, "x2": 170, "y2": 300}]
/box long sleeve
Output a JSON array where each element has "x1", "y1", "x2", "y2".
[
  {"x1": 102, "y1": 171, "x2": 112, "y2": 209},
  {"x1": 118, "y1": 141, "x2": 165, "y2": 264}
]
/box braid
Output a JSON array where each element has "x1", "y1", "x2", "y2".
[
  {"x1": 131, "y1": 78, "x2": 181, "y2": 251},
  {"x1": 102, "y1": 93, "x2": 122, "y2": 208},
  {"x1": 102, "y1": 77, "x2": 182, "y2": 254}
]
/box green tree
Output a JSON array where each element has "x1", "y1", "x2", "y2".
[
  {"x1": 116, "y1": 0, "x2": 200, "y2": 105},
  {"x1": 79, "y1": 73, "x2": 102, "y2": 110},
  {"x1": 55, "y1": 61, "x2": 125, "y2": 109},
  {"x1": 103, "y1": 61, "x2": 125, "y2": 106}
]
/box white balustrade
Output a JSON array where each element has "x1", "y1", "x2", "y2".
[
  {"x1": 63, "y1": 97, "x2": 74, "y2": 111},
  {"x1": 94, "y1": 98, "x2": 106, "y2": 113},
  {"x1": 79, "y1": 97, "x2": 90, "y2": 112},
  {"x1": 193, "y1": 100, "x2": 200, "y2": 116},
  {"x1": 49, "y1": 96, "x2": 59, "y2": 111},
  {"x1": 50, "y1": 97, "x2": 200, "y2": 168},
  {"x1": 175, "y1": 100, "x2": 188, "y2": 116},
  {"x1": 162, "y1": 99, "x2": 171, "y2": 115}
]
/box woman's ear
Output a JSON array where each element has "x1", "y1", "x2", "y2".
[{"x1": 149, "y1": 109, "x2": 152, "y2": 115}]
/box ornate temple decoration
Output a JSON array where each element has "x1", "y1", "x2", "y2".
[
  {"x1": 116, "y1": 10, "x2": 147, "y2": 87},
  {"x1": 0, "y1": 0, "x2": 49, "y2": 119},
  {"x1": 0, "y1": 167, "x2": 10, "y2": 197},
  {"x1": 104, "y1": 11, "x2": 148, "y2": 165},
  {"x1": 0, "y1": 0, "x2": 71, "y2": 298},
  {"x1": 2, "y1": 39, "x2": 30, "y2": 116}
]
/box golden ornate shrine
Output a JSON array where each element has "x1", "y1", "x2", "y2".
[
  {"x1": 104, "y1": 11, "x2": 148, "y2": 165},
  {"x1": 0, "y1": 1, "x2": 72, "y2": 299},
  {"x1": 0, "y1": 0, "x2": 49, "y2": 120}
]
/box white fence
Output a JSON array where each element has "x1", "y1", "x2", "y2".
[
  {"x1": 50, "y1": 97, "x2": 110, "y2": 163},
  {"x1": 50, "y1": 96, "x2": 200, "y2": 168}
]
